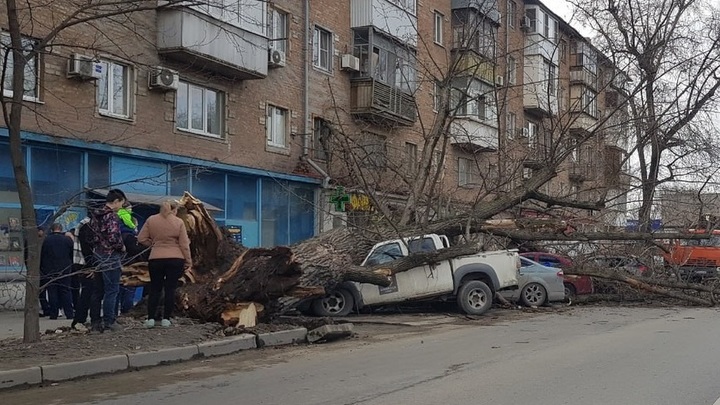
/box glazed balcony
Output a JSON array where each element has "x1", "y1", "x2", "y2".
[{"x1": 350, "y1": 78, "x2": 417, "y2": 126}]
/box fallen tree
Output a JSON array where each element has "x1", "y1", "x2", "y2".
[{"x1": 121, "y1": 192, "x2": 720, "y2": 327}]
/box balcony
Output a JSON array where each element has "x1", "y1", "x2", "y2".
[
  {"x1": 451, "y1": 0, "x2": 501, "y2": 24},
  {"x1": 351, "y1": 0, "x2": 418, "y2": 47},
  {"x1": 157, "y1": 7, "x2": 268, "y2": 79},
  {"x1": 350, "y1": 78, "x2": 417, "y2": 126},
  {"x1": 450, "y1": 118, "x2": 498, "y2": 152},
  {"x1": 452, "y1": 53, "x2": 496, "y2": 83},
  {"x1": 569, "y1": 162, "x2": 593, "y2": 182},
  {"x1": 524, "y1": 146, "x2": 550, "y2": 168},
  {"x1": 570, "y1": 67, "x2": 598, "y2": 90},
  {"x1": 568, "y1": 114, "x2": 599, "y2": 136}
]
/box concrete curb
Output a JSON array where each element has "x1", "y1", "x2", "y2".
[
  {"x1": 198, "y1": 333, "x2": 256, "y2": 357},
  {"x1": 0, "y1": 328, "x2": 310, "y2": 390},
  {"x1": 256, "y1": 327, "x2": 308, "y2": 347},
  {"x1": 42, "y1": 355, "x2": 129, "y2": 382},
  {"x1": 128, "y1": 346, "x2": 200, "y2": 368},
  {"x1": 0, "y1": 367, "x2": 42, "y2": 389}
]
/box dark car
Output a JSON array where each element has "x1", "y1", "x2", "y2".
[
  {"x1": 589, "y1": 255, "x2": 650, "y2": 277},
  {"x1": 520, "y1": 252, "x2": 594, "y2": 298}
]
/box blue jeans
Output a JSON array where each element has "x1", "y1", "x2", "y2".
[{"x1": 94, "y1": 252, "x2": 123, "y2": 326}]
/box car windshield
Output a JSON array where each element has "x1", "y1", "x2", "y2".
[{"x1": 365, "y1": 243, "x2": 404, "y2": 266}]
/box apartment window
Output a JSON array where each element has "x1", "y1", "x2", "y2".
[
  {"x1": 526, "y1": 122, "x2": 538, "y2": 148},
  {"x1": 269, "y1": 8, "x2": 288, "y2": 53},
  {"x1": 313, "y1": 117, "x2": 332, "y2": 160},
  {"x1": 548, "y1": 63, "x2": 556, "y2": 95},
  {"x1": 559, "y1": 40, "x2": 568, "y2": 63},
  {"x1": 97, "y1": 60, "x2": 132, "y2": 118},
  {"x1": 523, "y1": 167, "x2": 533, "y2": 179},
  {"x1": 507, "y1": 56, "x2": 517, "y2": 85},
  {"x1": 451, "y1": 89, "x2": 478, "y2": 117},
  {"x1": 360, "y1": 132, "x2": 387, "y2": 168},
  {"x1": 434, "y1": 11, "x2": 444, "y2": 45},
  {"x1": 405, "y1": 142, "x2": 418, "y2": 175},
  {"x1": 526, "y1": 8, "x2": 537, "y2": 32},
  {"x1": 313, "y1": 26, "x2": 333, "y2": 72},
  {"x1": 583, "y1": 89, "x2": 598, "y2": 117},
  {"x1": 266, "y1": 105, "x2": 288, "y2": 148},
  {"x1": 477, "y1": 96, "x2": 488, "y2": 120},
  {"x1": 433, "y1": 81, "x2": 443, "y2": 112},
  {"x1": 506, "y1": 112, "x2": 516, "y2": 139},
  {"x1": 176, "y1": 82, "x2": 224, "y2": 137},
  {"x1": 458, "y1": 157, "x2": 481, "y2": 187},
  {"x1": 543, "y1": 12, "x2": 550, "y2": 38},
  {"x1": 507, "y1": 1, "x2": 516, "y2": 28},
  {"x1": 0, "y1": 33, "x2": 38, "y2": 100}
]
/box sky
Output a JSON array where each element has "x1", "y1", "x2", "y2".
[{"x1": 539, "y1": 0, "x2": 594, "y2": 37}]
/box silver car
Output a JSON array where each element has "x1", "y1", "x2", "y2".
[{"x1": 501, "y1": 257, "x2": 565, "y2": 306}]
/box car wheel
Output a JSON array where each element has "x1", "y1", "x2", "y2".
[
  {"x1": 457, "y1": 280, "x2": 493, "y2": 315},
  {"x1": 564, "y1": 283, "x2": 576, "y2": 299},
  {"x1": 311, "y1": 288, "x2": 354, "y2": 317},
  {"x1": 521, "y1": 282, "x2": 547, "y2": 307}
]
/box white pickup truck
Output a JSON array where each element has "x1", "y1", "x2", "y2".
[{"x1": 310, "y1": 234, "x2": 521, "y2": 317}]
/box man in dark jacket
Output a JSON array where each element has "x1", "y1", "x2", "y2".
[
  {"x1": 40, "y1": 223, "x2": 74, "y2": 320},
  {"x1": 88, "y1": 188, "x2": 127, "y2": 332}
]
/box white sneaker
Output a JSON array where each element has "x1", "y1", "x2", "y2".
[
  {"x1": 144, "y1": 319, "x2": 155, "y2": 329},
  {"x1": 160, "y1": 319, "x2": 171, "y2": 328}
]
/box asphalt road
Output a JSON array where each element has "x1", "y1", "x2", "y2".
[{"x1": 6, "y1": 306, "x2": 720, "y2": 405}]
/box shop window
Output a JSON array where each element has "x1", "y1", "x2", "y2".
[
  {"x1": 170, "y1": 166, "x2": 191, "y2": 196},
  {"x1": 87, "y1": 154, "x2": 109, "y2": 189},
  {"x1": 227, "y1": 175, "x2": 257, "y2": 221},
  {"x1": 192, "y1": 171, "x2": 225, "y2": 212},
  {"x1": 111, "y1": 157, "x2": 168, "y2": 195},
  {"x1": 288, "y1": 185, "x2": 315, "y2": 244},
  {"x1": 261, "y1": 180, "x2": 289, "y2": 247},
  {"x1": 31, "y1": 148, "x2": 82, "y2": 206},
  {"x1": 0, "y1": 143, "x2": 19, "y2": 198}
]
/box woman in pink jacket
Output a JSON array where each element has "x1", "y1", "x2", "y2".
[{"x1": 138, "y1": 200, "x2": 192, "y2": 328}]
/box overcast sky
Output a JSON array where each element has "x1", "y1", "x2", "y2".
[{"x1": 540, "y1": 0, "x2": 594, "y2": 37}]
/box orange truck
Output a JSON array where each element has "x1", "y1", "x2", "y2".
[{"x1": 663, "y1": 229, "x2": 720, "y2": 281}]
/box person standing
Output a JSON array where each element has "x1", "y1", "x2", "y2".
[
  {"x1": 70, "y1": 217, "x2": 95, "y2": 330},
  {"x1": 40, "y1": 223, "x2": 74, "y2": 320},
  {"x1": 88, "y1": 189, "x2": 127, "y2": 332},
  {"x1": 138, "y1": 200, "x2": 192, "y2": 328}
]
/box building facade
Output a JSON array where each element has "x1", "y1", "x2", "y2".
[{"x1": 0, "y1": 0, "x2": 631, "y2": 282}]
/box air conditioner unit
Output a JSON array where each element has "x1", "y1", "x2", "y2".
[
  {"x1": 268, "y1": 48, "x2": 286, "y2": 68},
  {"x1": 521, "y1": 16, "x2": 531, "y2": 31},
  {"x1": 340, "y1": 54, "x2": 360, "y2": 71},
  {"x1": 149, "y1": 66, "x2": 180, "y2": 91},
  {"x1": 495, "y1": 75, "x2": 504, "y2": 87},
  {"x1": 67, "y1": 54, "x2": 104, "y2": 80}
]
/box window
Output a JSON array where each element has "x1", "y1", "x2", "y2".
[
  {"x1": 97, "y1": 60, "x2": 131, "y2": 118},
  {"x1": 313, "y1": 26, "x2": 333, "y2": 72},
  {"x1": 527, "y1": 122, "x2": 538, "y2": 148},
  {"x1": 360, "y1": 132, "x2": 387, "y2": 168},
  {"x1": 543, "y1": 12, "x2": 550, "y2": 38},
  {"x1": 269, "y1": 8, "x2": 288, "y2": 53},
  {"x1": 433, "y1": 81, "x2": 442, "y2": 112},
  {"x1": 507, "y1": 1, "x2": 516, "y2": 28},
  {"x1": 458, "y1": 157, "x2": 481, "y2": 187},
  {"x1": 313, "y1": 117, "x2": 332, "y2": 160},
  {"x1": 583, "y1": 89, "x2": 598, "y2": 117},
  {"x1": 477, "y1": 96, "x2": 488, "y2": 120},
  {"x1": 266, "y1": 105, "x2": 288, "y2": 148},
  {"x1": 0, "y1": 33, "x2": 38, "y2": 100},
  {"x1": 526, "y1": 8, "x2": 536, "y2": 32},
  {"x1": 176, "y1": 81, "x2": 224, "y2": 137},
  {"x1": 559, "y1": 40, "x2": 567, "y2": 63},
  {"x1": 548, "y1": 63, "x2": 556, "y2": 95},
  {"x1": 405, "y1": 142, "x2": 417, "y2": 175},
  {"x1": 523, "y1": 167, "x2": 533, "y2": 179},
  {"x1": 507, "y1": 56, "x2": 517, "y2": 84},
  {"x1": 506, "y1": 112, "x2": 516, "y2": 139},
  {"x1": 434, "y1": 11, "x2": 444, "y2": 45}
]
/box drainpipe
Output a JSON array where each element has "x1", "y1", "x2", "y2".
[{"x1": 302, "y1": 0, "x2": 331, "y2": 189}]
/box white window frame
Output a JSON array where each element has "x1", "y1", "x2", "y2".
[
  {"x1": 583, "y1": 88, "x2": 598, "y2": 117},
  {"x1": 507, "y1": 1, "x2": 516, "y2": 29},
  {"x1": 175, "y1": 81, "x2": 225, "y2": 138},
  {"x1": 313, "y1": 26, "x2": 333, "y2": 72},
  {"x1": 0, "y1": 32, "x2": 39, "y2": 102},
  {"x1": 433, "y1": 11, "x2": 444, "y2": 45},
  {"x1": 458, "y1": 157, "x2": 482, "y2": 187},
  {"x1": 523, "y1": 167, "x2": 533, "y2": 179},
  {"x1": 269, "y1": 7, "x2": 288, "y2": 53},
  {"x1": 507, "y1": 56, "x2": 517, "y2": 85},
  {"x1": 527, "y1": 122, "x2": 538, "y2": 148},
  {"x1": 506, "y1": 112, "x2": 516, "y2": 139},
  {"x1": 97, "y1": 60, "x2": 132, "y2": 119},
  {"x1": 266, "y1": 104, "x2": 288, "y2": 148}
]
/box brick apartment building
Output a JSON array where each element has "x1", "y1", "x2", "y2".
[{"x1": 0, "y1": 0, "x2": 630, "y2": 279}]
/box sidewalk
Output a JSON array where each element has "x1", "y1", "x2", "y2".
[{"x1": 0, "y1": 310, "x2": 70, "y2": 340}]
